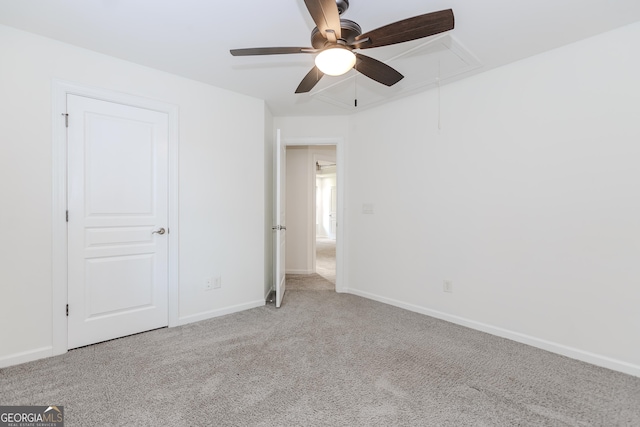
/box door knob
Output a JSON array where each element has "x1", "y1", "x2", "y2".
[{"x1": 152, "y1": 228, "x2": 166, "y2": 235}]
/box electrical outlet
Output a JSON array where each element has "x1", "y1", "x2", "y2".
[
  {"x1": 443, "y1": 280, "x2": 453, "y2": 293},
  {"x1": 213, "y1": 276, "x2": 222, "y2": 289},
  {"x1": 204, "y1": 278, "x2": 213, "y2": 291}
]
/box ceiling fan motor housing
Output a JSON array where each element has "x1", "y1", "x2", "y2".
[{"x1": 311, "y1": 19, "x2": 362, "y2": 48}]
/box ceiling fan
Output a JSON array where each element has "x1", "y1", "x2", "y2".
[{"x1": 230, "y1": 0, "x2": 454, "y2": 94}]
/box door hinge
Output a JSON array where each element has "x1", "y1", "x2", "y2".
[
  {"x1": 66, "y1": 210, "x2": 69, "y2": 222},
  {"x1": 62, "y1": 113, "x2": 69, "y2": 128},
  {"x1": 66, "y1": 304, "x2": 69, "y2": 317}
]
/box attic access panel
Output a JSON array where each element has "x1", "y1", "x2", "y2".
[{"x1": 310, "y1": 34, "x2": 481, "y2": 111}]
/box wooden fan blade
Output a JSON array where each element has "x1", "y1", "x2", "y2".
[
  {"x1": 355, "y1": 54, "x2": 403, "y2": 87},
  {"x1": 356, "y1": 9, "x2": 454, "y2": 49},
  {"x1": 295, "y1": 66, "x2": 325, "y2": 93},
  {"x1": 304, "y1": 0, "x2": 341, "y2": 41},
  {"x1": 230, "y1": 47, "x2": 316, "y2": 56}
]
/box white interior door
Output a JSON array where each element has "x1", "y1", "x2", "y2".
[
  {"x1": 67, "y1": 94, "x2": 169, "y2": 349},
  {"x1": 274, "y1": 129, "x2": 286, "y2": 308}
]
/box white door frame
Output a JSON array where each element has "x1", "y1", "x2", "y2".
[
  {"x1": 51, "y1": 80, "x2": 179, "y2": 356},
  {"x1": 282, "y1": 137, "x2": 345, "y2": 293}
]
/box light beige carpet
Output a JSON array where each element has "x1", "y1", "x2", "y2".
[{"x1": 2, "y1": 270, "x2": 639, "y2": 425}]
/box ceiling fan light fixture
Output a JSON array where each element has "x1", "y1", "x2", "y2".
[{"x1": 315, "y1": 47, "x2": 356, "y2": 76}]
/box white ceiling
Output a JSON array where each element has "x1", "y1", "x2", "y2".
[{"x1": 1, "y1": 0, "x2": 639, "y2": 116}]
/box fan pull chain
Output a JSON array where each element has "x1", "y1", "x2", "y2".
[{"x1": 354, "y1": 67, "x2": 358, "y2": 107}]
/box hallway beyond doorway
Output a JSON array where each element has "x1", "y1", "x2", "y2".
[
  {"x1": 315, "y1": 238, "x2": 336, "y2": 284},
  {"x1": 285, "y1": 238, "x2": 335, "y2": 292}
]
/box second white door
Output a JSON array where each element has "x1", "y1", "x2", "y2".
[{"x1": 67, "y1": 94, "x2": 169, "y2": 349}]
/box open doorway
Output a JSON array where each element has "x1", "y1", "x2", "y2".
[{"x1": 284, "y1": 144, "x2": 338, "y2": 291}]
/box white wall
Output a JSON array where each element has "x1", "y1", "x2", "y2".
[
  {"x1": 274, "y1": 116, "x2": 350, "y2": 142},
  {"x1": 0, "y1": 25, "x2": 266, "y2": 366},
  {"x1": 345, "y1": 22, "x2": 640, "y2": 376}
]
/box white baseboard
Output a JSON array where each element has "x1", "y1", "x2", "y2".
[
  {"x1": 0, "y1": 346, "x2": 53, "y2": 369},
  {"x1": 175, "y1": 299, "x2": 265, "y2": 326},
  {"x1": 286, "y1": 269, "x2": 314, "y2": 275},
  {"x1": 0, "y1": 301, "x2": 266, "y2": 368},
  {"x1": 347, "y1": 288, "x2": 640, "y2": 378}
]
